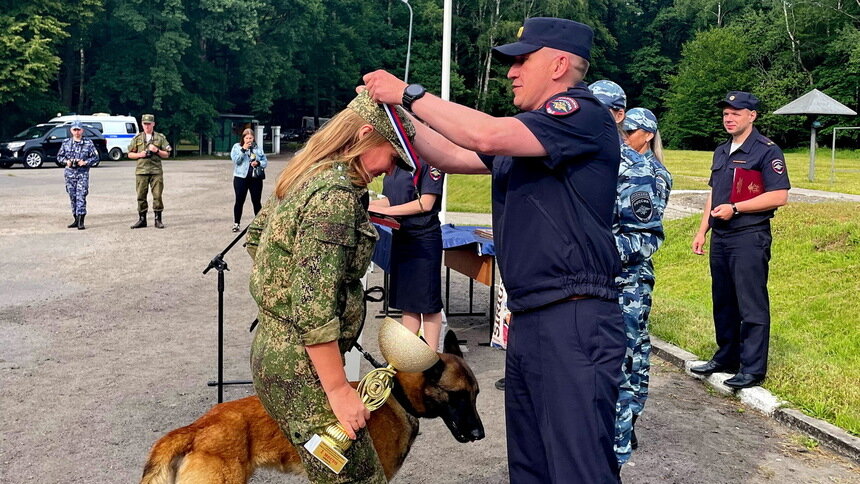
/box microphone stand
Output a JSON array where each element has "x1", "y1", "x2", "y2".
[{"x1": 203, "y1": 224, "x2": 252, "y2": 403}]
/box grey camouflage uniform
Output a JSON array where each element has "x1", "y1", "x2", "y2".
[
  {"x1": 247, "y1": 161, "x2": 385, "y2": 483},
  {"x1": 58, "y1": 136, "x2": 99, "y2": 215},
  {"x1": 612, "y1": 115, "x2": 673, "y2": 464}
]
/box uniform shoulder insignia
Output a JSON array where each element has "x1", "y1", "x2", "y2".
[
  {"x1": 759, "y1": 135, "x2": 775, "y2": 146},
  {"x1": 544, "y1": 96, "x2": 580, "y2": 116},
  {"x1": 429, "y1": 167, "x2": 442, "y2": 181},
  {"x1": 771, "y1": 158, "x2": 785, "y2": 175}
]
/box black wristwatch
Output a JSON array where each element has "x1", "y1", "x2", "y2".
[
  {"x1": 402, "y1": 83, "x2": 426, "y2": 111},
  {"x1": 731, "y1": 203, "x2": 739, "y2": 216}
]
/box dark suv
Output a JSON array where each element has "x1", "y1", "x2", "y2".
[{"x1": 0, "y1": 123, "x2": 108, "y2": 169}]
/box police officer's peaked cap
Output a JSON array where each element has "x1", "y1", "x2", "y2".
[
  {"x1": 589, "y1": 80, "x2": 627, "y2": 110},
  {"x1": 347, "y1": 91, "x2": 416, "y2": 172},
  {"x1": 141, "y1": 114, "x2": 155, "y2": 123},
  {"x1": 623, "y1": 107, "x2": 658, "y2": 133},
  {"x1": 493, "y1": 17, "x2": 593, "y2": 62},
  {"x1": 717, "y1": 91, "x2": 760, "y2": 111}
]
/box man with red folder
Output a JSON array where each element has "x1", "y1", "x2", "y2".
[{"x1": 690, "y1": 91, "x2": 790, "y2": 389}]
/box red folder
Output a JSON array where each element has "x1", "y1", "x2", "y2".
[
  {"x1": 369, "y1": 212, "x2": 401, "y2": 230},
  {"x1": 731, "y1": 167, "x2": 764, "y2": 203}
]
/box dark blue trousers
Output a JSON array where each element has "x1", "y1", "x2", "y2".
[
  {"x1": 505, "y1": 298, "x2": 625, "y2": 483},
  {"x1": 709, "y1": 225, "x2": 772, "y2": 376}
]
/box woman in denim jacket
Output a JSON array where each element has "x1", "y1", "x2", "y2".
[{"x1": 230, "y1": 128, "x2": 269, "y2": 231}]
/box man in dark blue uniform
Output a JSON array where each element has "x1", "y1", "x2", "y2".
[
  {"x1": 691, "y1": 91, "x2": 790, "y2": 389},
  {"x1": 362, "y1": 16, "x2": 625, "y2": 483}
]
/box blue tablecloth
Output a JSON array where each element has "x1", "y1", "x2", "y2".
[{"x1": 371, "y1": 223, "x2": 494, "y2": 272}]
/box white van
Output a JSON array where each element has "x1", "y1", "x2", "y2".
[{"x1": 49, "y1": 113, "x2": 139, "y2": 161}]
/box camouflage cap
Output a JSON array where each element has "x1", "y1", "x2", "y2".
[
  {"x1": 348, "y1": 91, "x2": 416, "y2": 172},
  {"x1": 70, "y1": 120, "x2": 83, "y2": 129},
  {"x1": 588, "y1": 80, "x2": 627, "y2": 110},
  {"x1": 141, "y1": 114, "x2": 155, "y2": 124},
  {"x1": 622, "y1": 107, "x2": 658, "y2": 133}
]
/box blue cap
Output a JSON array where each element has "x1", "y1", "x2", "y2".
[
  {"x1": 493, "y1": 17, "x2": 593, "y2": 62},
  {"x1": 588, "y1": 80, "x2": 627, "y2": 109},
  {"x1": 70, "y1": 121, "x2": 83, "y2": 129},
  {"x1": 623, "y1": 108, "x2": 658, "y2": 133},
  {"x1": 717, "y1": 91, "x2": 760, "y2": 111}
]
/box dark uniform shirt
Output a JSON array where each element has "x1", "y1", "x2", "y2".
[
  {"x1": 709, "y1": 127, "x2": 791, "y2": 233},
  {"x1": 479, "y1": 82, "x2": 621, "y2": 311},
  {"x1": 381, "y1": 164, "x2": 445, "y2": 235}
]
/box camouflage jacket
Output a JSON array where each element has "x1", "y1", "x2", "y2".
[
  {"x1": 248, "y1": 161, "x2": 378, "y2": 349},
  {"x1": 613, "y1": 143, "x2": 673, "y2": 274},
  {"x1": 128, "y1": 131, "x2": 171, "y2": 175},
  {"x1": 58, "y1": 138, "x2": 99, "y2": 172}
]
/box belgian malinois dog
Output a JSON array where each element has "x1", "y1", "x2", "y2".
[{"x1": 140, "y1": 331, "x2": 484, "y2": 483}]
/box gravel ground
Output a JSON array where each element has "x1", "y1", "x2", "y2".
[{"x1": 0, "y1": 158, "x2": 857, "y2": 483}]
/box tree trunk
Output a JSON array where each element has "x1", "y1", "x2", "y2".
[{"x1": 78, "y1": 48, "x2": 85, "y2": 113}]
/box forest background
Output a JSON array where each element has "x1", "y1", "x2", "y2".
[{"x1": 2, "y1": 0, "x2": 860, "y2": 149}]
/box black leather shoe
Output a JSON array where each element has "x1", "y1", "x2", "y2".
[
  {"x1": 690, "y1": 360, "x2": 739, "y2": 375},
  {"x1": 494, "y1": 378, "x2": 505, "y2": 391},
  {"x1": 723, "y1": 373, "x2": 765, "y2": 389}
]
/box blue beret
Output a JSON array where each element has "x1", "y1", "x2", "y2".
[
  {"x1": 493, "y1": 17, "x2": 593, "y2": 62},
  {"x1": 588, "y1": 80, "x2": 627, "y2": 109}
]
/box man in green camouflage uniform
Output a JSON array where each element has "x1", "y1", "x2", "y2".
[
  {"x1": 246, "y1": 91, "x2": 415, "y2": 483},
  {"x1": 128, "y1": 114, "x2": 171, "y2": 229}
]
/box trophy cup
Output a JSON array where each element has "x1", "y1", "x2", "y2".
[{"x1": 304, "y1": 317, "x2": 439, "y2": 474}]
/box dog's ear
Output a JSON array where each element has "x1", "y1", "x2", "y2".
[{"x1": 442, "y1": 329, "x2": 464, "y2": 358}]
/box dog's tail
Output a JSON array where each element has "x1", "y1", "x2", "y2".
[{"x1": 139, "y1": 427, "x2": 195, "y2": 484}]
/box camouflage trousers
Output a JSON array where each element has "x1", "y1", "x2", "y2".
[
  {"x1": 250, "y1": 314, "x2": 387, "y2": 484},
  {"x1": 135, "y1": 173, "x2": 163, "y2": 212},
  {"x1": 614, "y1": 276, "x2": 653, "y2": 465},
  {"x1": 64, "y1": 169, "x2": 90, "y2": 215}
]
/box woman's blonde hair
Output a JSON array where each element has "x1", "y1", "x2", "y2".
[
  {"x1": 651, "y1": 130, "x2": 665, "y2": 164},
  {"x1": 242, "y1": 128, "x2": 254, "y2": 140},
  {"x1": 274, "y1": 109, "x2": 388, "y2": 199}
]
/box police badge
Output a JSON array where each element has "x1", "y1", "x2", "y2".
[{"x1": 630, "y1": 191, "x2": 654, "y2": 222}]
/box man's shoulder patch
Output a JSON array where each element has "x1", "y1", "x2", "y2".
[
  {"x1": 545, "y1": 96, "x2": 580, "y2": 116},
  {"x1": 771, "y1": 158, "x2": 785, "y2": 175},
  {"x1": 429, "y1": 167, "x2": 442, "y2": 181}
]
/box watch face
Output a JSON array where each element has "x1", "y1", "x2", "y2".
[{"x1": 406, "y1": 84, "x2": 424, "y2": 97}]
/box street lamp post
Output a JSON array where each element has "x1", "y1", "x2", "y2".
[{"x1": 401, "y1": 0, "x2": 413, "y2": 83}]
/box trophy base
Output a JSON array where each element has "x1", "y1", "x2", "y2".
[{"x1": 304, "y1": 434, "x2": 348, "y2": 474}]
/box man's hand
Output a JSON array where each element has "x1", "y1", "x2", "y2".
[
  {"x1": 148, "y1": 144, "x2": 160, "y2": 154},
  {"x1": 362, "y1": 70, "x2": 408, "y2": 105},
  {"x1": 327, "y1": 383, "x2": 370, "y2": 440},
  {"x1": 692, "y1": 232, "x2": 707, "y2": 255},
  {"x1": 710, "y1": 203, "x2": 734, "y2": 221},
  {"x1": 77, "y1": 159, "x2": 86, "y2": 167}
]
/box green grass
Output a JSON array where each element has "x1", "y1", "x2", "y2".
[
  {"x1": 665, "y1": 149, "x2": 860, "y2": 192},
  {"x1": 651, "y1": 203, "x2": 860, "y2": 435}
]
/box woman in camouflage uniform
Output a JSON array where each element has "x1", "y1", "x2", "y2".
[{"x1": 246, "y1": 91, "x2": 415, "y2": 483}]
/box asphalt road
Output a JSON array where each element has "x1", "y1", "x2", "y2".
[{"x1": 0, "y1": 158, "x2": 857, "y2": 483}]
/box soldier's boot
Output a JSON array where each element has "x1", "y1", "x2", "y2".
[
  {"x1": 68, "y1": 215, "x2": 79, "y2": 229},
  {"x1": 130, "y1": 212, "x2": 147, "y2": 229},
  {"x1": 154, "y1": 211, "x2": 165, "y2": 229},
  {"x1": 631, "y1": 414, "x2": 639, "y2": 450},
  {"x1": 77, "y1": 214, "x2": 86, "y2": 230}
]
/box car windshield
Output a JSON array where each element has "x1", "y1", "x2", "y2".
[{"x1": 14, "y1": 125, "x2": 54, "y2": 140}]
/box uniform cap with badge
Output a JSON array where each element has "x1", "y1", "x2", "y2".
[
  {"x1": 588, "y1": 80, "x2": 627, "y2": 110},
  {"x1": 492, "y1": 17, "x2": 593, "y2": 62},
  {"x1": 141, "y1": 114, "x2": 156, "y2": 124},
  {"x1": 348, "y1": 91, "x2": 417, "y2": 173},
  {"x1": 622, "y1": 108, "x2": 658, "y2": 133},
  {"x1": 717, "y1": 91, "x2": 760, "y2": 111}
]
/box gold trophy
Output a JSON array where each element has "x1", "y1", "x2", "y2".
[{"x1": 304, "y1": 317, "x2": 439, "y2": 474}]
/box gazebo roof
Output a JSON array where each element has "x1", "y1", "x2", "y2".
[{"x1": 773, "y1": 89, "x2": 856, "y2": 115}]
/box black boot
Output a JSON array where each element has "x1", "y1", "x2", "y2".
[
  {"x1": 154, "y1": 211, "x2": 165, "y2": 229},
  {"x1": 68, "y1": 215, "x2": 79, "y2": 229},
  {"x1": 130, "y1": 211, "x2": 147, "y2": 229},
  {"x1": 631, "y1": 414, "x2": 639, "y2": 450},
  {"x1": 77, "y1": 214, "x2": 86, "y2": 230}
]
